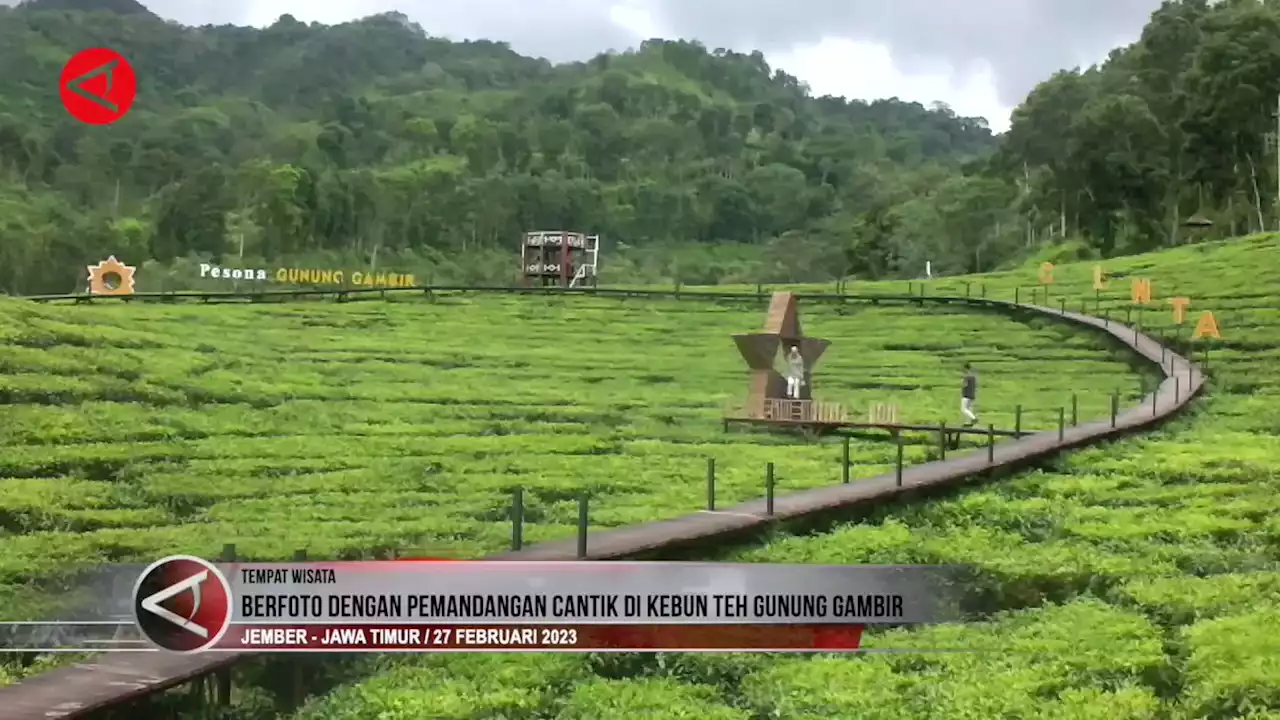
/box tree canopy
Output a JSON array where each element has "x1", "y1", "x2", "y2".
[
  {"x1": 0, "y1": 2, "x2": 1002, "y2": 292},
  {"x1": 999, "y1": 0, "x2": 1280, "y2": 255},
  {"x1": 0, "y1": 0, "x2": 1274, "y2": 293}
]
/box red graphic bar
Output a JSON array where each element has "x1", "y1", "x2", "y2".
[{"x1": 219, "y1": 623, "x2": 864, "y2": 651}]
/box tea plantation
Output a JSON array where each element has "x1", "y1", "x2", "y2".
[
  {"x1": 0, "y1": 283, "x2": 1142, "y2": 615},
  {"x1": 291, "y1": 236, "x2": 1279, "y2": 719}
]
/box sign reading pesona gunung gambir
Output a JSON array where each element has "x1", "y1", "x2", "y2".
[{"x1": 198, "y1": 263, "x2": 417, "y2": 288}]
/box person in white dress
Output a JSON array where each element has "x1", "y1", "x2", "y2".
[{"x1": 784, "y1": 346, "x2": 806, "y2": 399}]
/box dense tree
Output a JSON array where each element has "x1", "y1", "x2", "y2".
[
  {"x1": 4, "y1": 0, "x2": 1274, "y2": 293},
  {"x1": 1000, "y1": 0, "x2": 1280, "y2": 252},
  {"x1": 0, "y1": 2, "x2": 1000, "y2": 293}
]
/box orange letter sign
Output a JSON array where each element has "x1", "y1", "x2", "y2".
[
  {"x1": 1039, "y1": 262, "x2": 1054, "y2": 284},
  {"x1": 1092, "y1": 265, "x2": 1107, "y2": 290},
  {"x1": 1131, "y1": 278, "x2": 1152, "y2": 304},
  {"x1": 1170, "y1": 297, "x2": 1190, "y2": 324},
  {"x1": 1192, "y1": 311, "x2": 1221, "y2": 340}
]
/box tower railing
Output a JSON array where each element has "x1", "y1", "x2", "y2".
[{"x1": 725, "y1": 399, "x2": 847, "y2": 423}]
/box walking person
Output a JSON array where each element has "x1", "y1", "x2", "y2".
[
  {"x1": 961, "y1": 362, "x2": 978, "y2": 426},
  {"x1": 784, "y1": 345, "x2": 806, "y2": 399}
]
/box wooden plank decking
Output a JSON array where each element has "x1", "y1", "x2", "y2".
[
  {"x1": 724, "y1": 415, "x2": 1029, "y2": 438},
  {"x1": 0, "y1": 296, "x2": 1206, "y2": 719}
]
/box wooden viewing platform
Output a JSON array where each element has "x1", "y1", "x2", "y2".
[
  {"x1": 723, "y1": 399, "x2": 1029, "y2": 439},
  {"x1": 0, "y1": 293, "x2": 1207, "y2": 720},
  {"x1": 725, "y1": 398, "x2": 848, "y2": 424}
]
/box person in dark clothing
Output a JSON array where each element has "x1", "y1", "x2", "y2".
[{"x1": 961, "y1": 363, "x2": 977, "y2": 426}]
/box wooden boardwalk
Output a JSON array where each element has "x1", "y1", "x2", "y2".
[
  {"x1": 0, "y1": 296, "x2": 1206, "y2": 719},
  {"x1": 725, "y1": 416, "x2": 1029, "y2": 439}
]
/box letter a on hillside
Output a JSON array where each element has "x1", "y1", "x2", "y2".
[
  {"x1": 1039, "y1": 263, "x2": 1054, "y2": 284},
  {"x1": 1092, "y1": 265, "x2": 1107, "y2": 290},
  {"x1": 1131, "y1": 278, "x2": 1152, "y2": 305},
  {"x1": 1170, "y1": 297, "x2": 1190, "y2": 324},
  {"x1": 1192, "y1": 311, "x2": 1221, "y2": 340}
]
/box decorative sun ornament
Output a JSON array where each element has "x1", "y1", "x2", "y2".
[{"x1": 87, "y1": 256, "x2": 137, "y2": 295}]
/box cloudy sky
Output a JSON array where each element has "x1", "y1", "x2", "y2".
[{"x1": 100, "y1": 0, "x2": 1165, "y2": 132}]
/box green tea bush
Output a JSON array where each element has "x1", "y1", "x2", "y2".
[
  {"x1": 0, "y1": 290, "x2": 1136, "y2": 615},
  {"x1": 740, "y1": 600, "x2": 1165, "y2": 719},
  {"x1": 291, "y1": 235, "x2": 1280, "y2": 719},
  {"x1": 15, "y1": 236, "x2": 1278, "y2": 717}
]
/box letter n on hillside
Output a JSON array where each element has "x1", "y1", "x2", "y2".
[{"x1": 1131, "y1": 278, "x2": 1152, "y2": 305}]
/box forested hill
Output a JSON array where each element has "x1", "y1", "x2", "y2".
[
  {"x1": 4, "y1": 0, "x2": 1274, "y2": 295},
  {"x1": 0, "y1": 4, "x2": 997, "y2": 294}
]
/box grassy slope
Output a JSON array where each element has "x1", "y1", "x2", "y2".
[
  {"x1": 293, "y1": 236, "x2": 1280, "y2": 719},
  {"x1": 0, "y1": 289, "x2": 1137, "y2": 618}
]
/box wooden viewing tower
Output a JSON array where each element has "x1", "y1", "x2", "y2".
[
  {"x1": 520, "y1": 231, "x2": 600, "y2": 288},
  {"x1": 724, "y1": 292, "x2": 847, "y2": 431}
]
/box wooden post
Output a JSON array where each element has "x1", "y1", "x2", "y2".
[
  {"x1": 1071, "y1": 393, "x2": 1078, "y2": 426},
  {"x1": 1104, "y1": 310, "x2": 1109, "y2": 327},
  {"x1": 907, "y1": 282, "x2": 914, "y2": 295},
  {"x1": 511, "y1": 487, "x2": 524, "y2": 551},
  {"x1": 291, "y1": 548, "x2": 306, "y2": 708},
  {"x1": 706, "y1": 458, "x2": 716, "y2": 510},
  {"x1": 986, "y1": 425, "x2": 995, "y2": 462},
  {"x1": 1110, "y1": 391, "x2": 1118, "y2": 427},
  {"x1": 1175, "y1": 376, "x2": 1180, "y2": 402},
  {"x1": 765, "y1": 462, "x2": 775, "y2": 516},
  {"x1": 1153, "y1": 384, "x2": 1159, "y2": 416},
  {"x1": 841, "y1": 437, "x2": 850, "y2": 484},
  {"x1": 1057, "y1": 407, "x2": 1064, "y2": 440},
  {"x1": 1014, "y1": 405, "x2": 1022, "y2": 437},
  {"x1": 1059, "y1": 297, "x2": 1065, "y2": 313},
  {"x1": 1015, "y1": 287, "x2": 1020, "y2": 304},
  {"x1": 895, "y1": 441, "x2": 904, "y2": 487},
  {"x1": 1094, "y1": 288, "x2": 1100, "y2": 312},
  {"x1": 576, "y1": 495, "x2": 588, "y2": 558},
  {"x1": 216, "y1": 543, "x2": 235, "y2": 705},
  {"x1": 1126, "y1": 306, "x2": 1132, "y2": 324},
  {"x1": 981, "y1": 284, "x2": 987, "y2": 298},
  {"x1": 1031, "y1": 287, "x2": 1038, "y2": 304},
  {"x1": 965, "y1": 282, "x2": 970, "y2": 297},
  {"x1": 938, "y1": 421, "x2": 947, "y2": 460}
]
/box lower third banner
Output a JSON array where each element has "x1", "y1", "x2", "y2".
[{"x1": 222, "y1": 623, "x2": 865, "y2": 652}]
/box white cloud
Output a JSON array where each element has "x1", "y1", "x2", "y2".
[
  {"x1": 770, "y1": 38, "x2": 1011, "y2": 132},
  {"x1": 608, "y1": 5, "x2": 1011, "y2": 132}
]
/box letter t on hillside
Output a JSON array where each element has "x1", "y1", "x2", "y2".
[
  {"x1": 1170, "y1": 297, "x2": 1190, "y2": 324},
  {"x1": 1093, "y1": 265, "x2": 1107, "y2": 290}
]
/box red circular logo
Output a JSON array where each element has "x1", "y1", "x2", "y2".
[
  {"x1": 132, "y1": 555, "x2": 232, "y2": 653},
  {"x1": 60, "y1": 48, "x2": 136, "y2": 125}
]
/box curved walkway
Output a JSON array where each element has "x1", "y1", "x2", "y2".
[{"x1": 0, "y1": 293, "x2": 1206, "y2": 719}]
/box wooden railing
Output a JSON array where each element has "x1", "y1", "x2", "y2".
[
  {"x1": 726, "y1": 399, "x2": 848, "y2": 423},
  {"x1": 868, "y1": 403, "x2": 900, "y2": 424}
]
